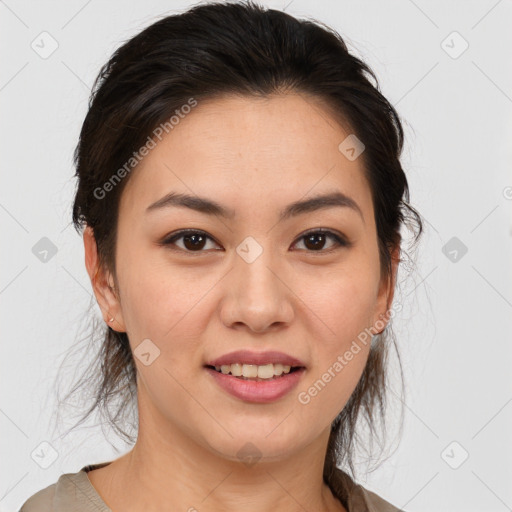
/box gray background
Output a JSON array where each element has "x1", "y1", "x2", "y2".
[{"x1": 1, "y1": 1, "x2": 511, "y2": 511}]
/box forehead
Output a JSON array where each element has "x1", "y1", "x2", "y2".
[{"x1": 119, "y1": 93, "x2": 373, "y2": 223}]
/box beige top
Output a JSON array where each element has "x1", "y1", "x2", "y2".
[{"x1": 18, "y1": 461, "x2": 405, "y2": 512}]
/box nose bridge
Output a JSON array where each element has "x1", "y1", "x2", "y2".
[
  {"x1": 224, "y1": 234, "x2": 292, "y2": 330},
  {"x1": 235, "y1": 234, "x2": 281, "y2": 299}
]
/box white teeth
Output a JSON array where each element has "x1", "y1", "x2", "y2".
[
  {"x1": 230, "y1": 363, "x2": 242, "y2": 376},
  {"x1": 243, "y1": 364, "x2": 259, "y2": 378},
  {"x1": 213, "y1": 363, "x2": 294, "y2": 379},
  {"x1": 257, "y1": 364, "x2": 274, "y2": 379}
]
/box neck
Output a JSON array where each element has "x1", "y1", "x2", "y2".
[{"x1": 95, "y1": 391, "x2": 346, "y2": 512}]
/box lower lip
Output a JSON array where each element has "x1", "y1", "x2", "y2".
[{"x1": 205, "y1": 367, "x2": 305, "y2": 403}]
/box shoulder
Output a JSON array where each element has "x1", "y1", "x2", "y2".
[
  {"x1": 18, "y1": 481, "x2": 56, "y2": 512},
  {"x1": 329, "y1": 466, "x2": 406, "y2": 512},
  {"x1": 18, "y1": 464, "x2": 111, "y2": 512},
  {"x1": 356, "y1": 484, "x2": 407, "y2": 512}
]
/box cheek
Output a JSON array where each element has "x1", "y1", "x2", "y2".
[
  {"x1": 300, "y1": 259, "x2": 379, "y2": 347},
  {"x1": 313, "y1": 280, "x2": 373, "y2": 365},
  {"x1": 326, "y1": 282, "x2": 376, "y2": 343},
  {"x1": 294, "y1": 261, "x2": 377, "y2": 403},
  {"x1": 294, "y1": 278, "x2": 374, "y2": 429},
  {"x1": 116, "y1": 253, "x2": 215, "y2": 361}
]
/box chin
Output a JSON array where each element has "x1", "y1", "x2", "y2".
[{"x1": 197, "y1": 424, "x2": 308, "y2": 464}]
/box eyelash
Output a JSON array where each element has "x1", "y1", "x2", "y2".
[{"x1": 160, "y1": 228, "x2": 351, "y2": 254}]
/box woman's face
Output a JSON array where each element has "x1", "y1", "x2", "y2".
[{"x1": 86, "y1": 92, "x2": 396, "y2": 462}]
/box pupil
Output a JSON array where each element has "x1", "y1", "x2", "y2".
[
  {"x1": 184, "y1": 233, "x2": 205, "y2": 250},
  {"x1": 305, "y1": 233, "x2": 325, "y2": 251}
]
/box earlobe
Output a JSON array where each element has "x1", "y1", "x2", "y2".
[{"x1": 83, "y1": 226, "x2": 126, "y2": 332}]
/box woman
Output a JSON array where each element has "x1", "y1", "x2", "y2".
[{"x1": 20, "y1": 1, "x2": 423, "y2": 510}]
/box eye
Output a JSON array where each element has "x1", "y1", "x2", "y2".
[
  {"x1": 291, "y1": 228, "x2": 350, "y2": 253},
  {"x1": 160, "y1": 229, "x2": 222, "y2": 253},
  {"x1": 159, "y1": 228, "x2": 351, "y2": 254}
]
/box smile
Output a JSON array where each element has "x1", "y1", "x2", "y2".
[
  {"x1": 204, "y1": 365, "x2": 306, "y2": 403},
  {"x1": 211, "y1": 362, "x2": 298, "y2": 379}
]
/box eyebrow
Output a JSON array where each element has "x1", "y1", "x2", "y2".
[{"x1": 145, "y1": 191, "x2": 364, "y2": 223}]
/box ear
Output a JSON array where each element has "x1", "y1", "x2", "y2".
[
  {"x1": 83, "y1": 226, "x2": 126, "y2": 332},
  {"x1": 372, "y1": 243, "x2": 401, "y2": 334}
]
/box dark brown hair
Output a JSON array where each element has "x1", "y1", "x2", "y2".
[{"x1": 57, "y1": 0, "x2": 423, "y2": 505}]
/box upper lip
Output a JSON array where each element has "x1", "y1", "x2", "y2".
[{"x1": 205, "y1": 350, "x2": 306, "y2": 368}]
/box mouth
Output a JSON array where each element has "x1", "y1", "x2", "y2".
[
  {"x1": 203, "y1": 350, "x2": 307, "y2": 403},
  {"x1": 203, "y1": 363, "x2": 306, "y2": 403},
  {"x1": 204, "y1": 363, "x2": 305, "y2": 381}
]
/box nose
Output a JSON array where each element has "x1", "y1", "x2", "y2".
[{"x1": 219, "y1": 249, "x2": 294, "y2": 334}]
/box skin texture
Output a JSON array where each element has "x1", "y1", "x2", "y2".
[{"x1": 83, "y1": 92, "x2": 399, "y2": 512}]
